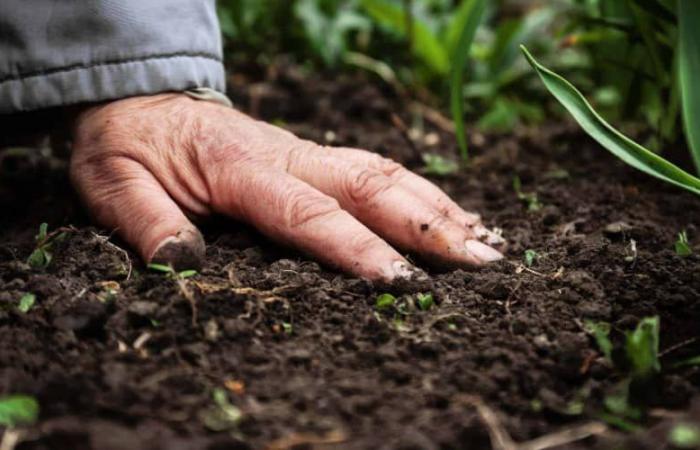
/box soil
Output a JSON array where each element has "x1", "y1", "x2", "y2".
[{"x1": 1, "y1": 68, "x2": 699, "y2": 450}]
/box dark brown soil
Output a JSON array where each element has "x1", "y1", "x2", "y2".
[{"x1": 1, "y1": 70, "x2": 700, "y2": 450}]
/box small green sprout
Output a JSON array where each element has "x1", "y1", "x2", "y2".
[
  {"x1": 584, "y1": 320, "x2": 613, "y2": 363},
  {"x1": 625, "y1": 316, "x2": 661, "y2": 378},
  {"x1": 147, "y1": 263, "x2": 197, "y2": 280},
  {"x1": 282, "y1": 321, "x2": 293, "y2": 335},
  {"x1": 523, "y1": 249, "x2": 538, "y2": 267},
  {"x1": 513, "y1": 176, "x2": 543, "y2": 212},
  {"x1": 198, "y1": 388, "x2": 242, "y2": 432},
  {"x1": 27, "y1": 223, "x2": 66, "y2": 269},
  {"x1": 375, "y1": 293, "x2": 397, "y2": 311},
  {"x1": 422, "y1": 153, "x2": 458, "y2": 176},
  {"x1": 416, "y1": 293, "x2": 434, "y2": 311},
  {"x1": 17, "y1": 293, "x2": 36, "y2": 313},
  {"x1": 675, "y1": 230, "x2": 692, "y2": 256},
  {"x1": 0, "y1": 395, "x2": 39, "y2": 427},
  {"x1": 668, "y1": 423, "x2": 700, "y2": 448}
]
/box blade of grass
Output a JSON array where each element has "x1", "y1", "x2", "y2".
[
  {"x1": 448, "y1": 0, "x2": 486, "y2": 163},
  {"x1": 360, "y1": 0, "x2": 448, "y2": 75},
  {"x1": 521, "y1": 45, "x2": 700, "y2": 196},
  {"x1": 678, "y1": 0, "x2": 700, "y2": 174}
]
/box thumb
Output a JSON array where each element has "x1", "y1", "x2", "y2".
[{"x1": 71, "y1": 156, "x2": 205, "y2": 270}]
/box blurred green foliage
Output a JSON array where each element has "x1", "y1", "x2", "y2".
[{"x1": 217, "y1": 0, "x2": 695, "y2": 163}]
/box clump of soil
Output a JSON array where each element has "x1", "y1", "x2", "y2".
[{"x1": 1, "y1": 70, "x2": 699, "y2": 450}]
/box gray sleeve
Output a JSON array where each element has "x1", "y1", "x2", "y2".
[{"x1": 0, "y1": 0, "x2": 225, "y2": 114}]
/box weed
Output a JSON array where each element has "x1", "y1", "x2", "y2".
[
  {"x1": 416, "y1": 293, "x2": 434, "y2": 311},
  {"x1": 17, "y1": 293, "x2": 35, "y2": 313},
  {"x1": 668, "y1": 423, "x2": 700, "y2": 449},
  {"x1": 421, "y1": 153, "x2": 457, "y2": 176},
  {"x1": 198, "y1": 388, "x2": 242, "y2": 432},
  {"x1": 27, "y1": 223, "x2": 66, "y2": 269},
  {"x1": 375, "y1": 293, "x2": 397, "y2": 311},
  {"x1": 523, "y1": 249, "x2": 538, "y2": 267},
  {"x1": 675, "y1": 230, "x2": 692, "y2": 256},
  {"x1": 513, "y1": 176, "x2": 542, "y2": 212},
  {"x1": 0, "y1": 395, "x2": 39, "y2": 427},
  {"x1": 147, "y1": 263, "x2": 197, "y2": 280}
]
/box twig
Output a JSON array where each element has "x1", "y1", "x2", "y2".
[
  {"x1": 659, "y1": 336, "x2": 700, "y2": 358},
  {"x1": 0, "y1": 429, "x2": 22, "y2": 450},
  {"x1": 457, "y1": 396, "x2": 608, "y2": 450},
  {"x1": 91, "y1": 232, "x2": 132, "y2": 280}
]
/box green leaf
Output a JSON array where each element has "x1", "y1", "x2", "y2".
[
  {"x1": 422, "y1": 153, "x2": 458, "y2": 176},
  {"x1": 147, "y1": 263, "x2": 175, "y2": 274},
  {"x1": 448, "y1": 0, "x2": 487, "y2": 162},
  {"x1": 0, "y1": 395, "x2": 39, "y2": 427},
  {"x1": 178, "y1": 270, "x2": 198, "y2": 279},
  {"x1": 675, "y1": 231, "x2": 692, "y2": 256},
  {"x1": 584, "y1": 320, "x2": 613, "y2": 363},
  {"x1": 416, "y1": 293, "x2": 434, "y2": 311},
  {"x1": 625, "y1": 316, "x2": 660, "y2": 378},
  {"x1": 27, "y1": 248, "x2": 49, "y2": 269},
  {"x1": 523, "y1": 249, "x2": 538, "y2": 268},
  {"x1": 199, "y1": 388, "x2": 242, "y2": 432},
  {"x1": 521, "y1": 46, "x2": 700, "y2": 197},
  {"x1": 375, "y1": 293, "x2": 397, "y2": 311},
  {"x1": 673, "y1": 355, "x2": 700, "y2": 368},
  {"x1": 36, "y1": 223, "x2": 48, "y2": 242},
  {"x1": 679, "y1": 0, "x2": 700, "y2": 174},
  {"x1": 360, "y1": 0, "x2": 448, "y2": 75},
  {"x1": 18, "y1": 293, "x2": 36, "y2": 313},
  {"x1": 668, "y1": 423, "x2": 700, "y2": 449}
]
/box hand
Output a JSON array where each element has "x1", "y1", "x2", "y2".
[{"x1": 69, "y1": 93, "x2": 504, "y2": 281}]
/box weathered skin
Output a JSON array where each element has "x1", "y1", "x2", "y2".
[{"x1": 70, "y1": 93, "x2": 504, "y2": 281}]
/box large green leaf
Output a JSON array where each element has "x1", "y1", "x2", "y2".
[
  {"x1": 360, "y1": 0, "x2": 449, "y2": 75},
  {"x1": 448, "y1": 0, "x2": 486, "y2": 162},
  {"x1": 678, "y1": 0, "x2": 700, "y2": 174},
  {"x1": 521, "y1": 46, "x2": 700, "y2": 196}
]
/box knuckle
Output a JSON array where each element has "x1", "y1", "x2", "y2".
[
  {"x1": 284, "y1": 188, "x2": 341, "y2": 229},
  {"x1": 346, "y1": 167, "x2": 393, "y2": 204},
  {"x1": 348, "y1": 232, "x2": 382, "y2": 257}
]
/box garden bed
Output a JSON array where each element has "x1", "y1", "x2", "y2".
[{"x1": 1, "y1": 72, "x2": 699, "y2": 450}]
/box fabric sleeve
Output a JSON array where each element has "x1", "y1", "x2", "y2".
[{"x1": 0, "y1": 0, "x2": 225, "y2": 114}]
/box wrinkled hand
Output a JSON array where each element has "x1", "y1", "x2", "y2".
[{"x1": 70, "y1": 93, "x2": 504, "y2": 281}]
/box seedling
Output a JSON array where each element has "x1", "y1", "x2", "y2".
[
  {"x1": 17, "y1": 293, "x2": 35, "y2": 313},
  {"x1": 198, "y1": 388, "x2": 242, "y2": 432},
  {"x1": 27, "y1": 223, "x2": 66, "y2": 269},
  {"x1": 282, "y1": 321, "x2": 293, "y2": 335},
  {"x1": 0, "y1": 395, "x2": 39, "y2": 427},
  {"x1": 586, "y1": 317, "x2": 663, "y2": 429},
  {"x1": 421, "y1": 153, "x2": 458, "y2": 176},
  {"x1": 675, "y1": 230, "x2": 692, "y2": 256},
  {"x1": 668, "y1": 423, "x2": 700, "y2": 449},
  {"x1": 513, "y1": 176, "x2": 542, "y2": 212},
  {"x1": 375, "y1": 293, "x2": 397, "y2": 311},
  {"x1": 147, "y1": 263, "x2": 197, "y2": 280},
  {"x1": 416, "y1": 293, "x2": 434, "y2": 311},
  {"x1": 523, "y1": 249, "x2": 538, "y2": 267}
]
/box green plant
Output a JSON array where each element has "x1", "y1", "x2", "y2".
[
  {"x1": 147, "y1": 263, "x2": 197, "y2": 280},
  {"x1": 27, "y1": 223, "x2": 66, "y2": 269},
  {"x1": 360, "y1": 0, "x2": 486, "y2": 162},
  {"x1": 375, "y1": 293, "x2": 397, "y2": 310},
  {"x1": 198, "y1": 388, "x2": 242, "y2": 432},
  {"x1": 522, "y1": 45, "x2": 700, "y2": 197},
  {"x1": 668, "y1": 423, "x2": 700, "y2": 449},
  {"x1": 421, "y1": 153, "x2": 458, "y2": 176},
  {"x1": 0, "y1": 395, "x2": 39, "y2": 428},
  {"x1": 416, "y1": 292, "x2": 434, "y2": 311},
  {"x1": 523, "y1": 249, "x2": 538, "y2": 267},
  {"x1": 513, "y1": 175, "x2": 543, "y2": 211},
  {"x1": 675, "y1": 230, "x2": 692, "y2": 256},
  {"x1": 17, "y1": 293, "x2": 35, "y2": 313}
]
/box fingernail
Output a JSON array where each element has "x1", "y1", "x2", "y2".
[
  {"x1": 151, "y1": 228, "x2": 206, "y2": 271},
  {"x1": 473, "y1": 224, "x2": 506, "y2": 247},
  {"x1": 465, "y1": 239, "x2": 503, "y2": 263},
  {"x1": 392, "y1": 260, "x2": 416, "y2": 278}
]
